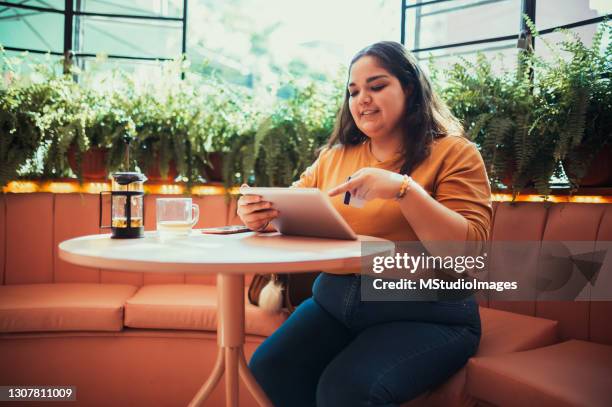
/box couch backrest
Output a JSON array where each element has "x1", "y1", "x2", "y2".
[
  {"x1": 1, "y1": 193, "x2": 610, "y2": 344},
  {"x1": 2, "y1": 193, "x2": 233, "y2": 287},
  {"x1": 487, "y1": 201, "x2": 611, "y2": 345},
  {"x1": 0, "y1": 195, "x2": 5, "y2": 286}
]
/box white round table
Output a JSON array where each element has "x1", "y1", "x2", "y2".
[{"x1": 59, "y1": 231, "x2": 393, "y2": 407}]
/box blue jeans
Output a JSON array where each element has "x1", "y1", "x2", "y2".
[{"x1": 249, "y1": 273, "x2": 481, "y2": 407}]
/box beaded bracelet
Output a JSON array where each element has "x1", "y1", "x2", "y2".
[{"x1": 395, "y1": 174, "x2": 411, "y2": 200}]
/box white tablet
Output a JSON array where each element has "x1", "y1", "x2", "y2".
[{"x1": 240, "y1": 187, "x2": 358, "y2": 240}]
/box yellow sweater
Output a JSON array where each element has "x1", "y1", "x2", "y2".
[{"x1": 292, "y1": 135, "x2": 492, "y2": 242}]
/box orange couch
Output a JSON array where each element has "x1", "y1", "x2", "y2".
[{"x1": 0, "y1": 193, "x2": 611, "y2": 407}]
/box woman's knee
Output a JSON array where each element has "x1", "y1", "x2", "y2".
[
  {"x1": 248, "y1": 344, "x2": 277, "y2": 379},
  {"x1": 316, "y1": 374, "x2": 362, "y2": 407},
  {"x1": 248, "y1": 330, "x2": 300, "y2": 381},
  {"x1": 249, "y1": 298, "x2": 346, "y2": 382},
  {"x1": 316, "y1": 361, "x2": 393, "y2": 407}
]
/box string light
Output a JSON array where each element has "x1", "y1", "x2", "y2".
[
  {"x1": 2, "y1": 180, "x2": 611, "y2": 203},
  {"x1": 192, "y1": 185, "x2": 226, "y2": 196},
  {"x1": 491, "y1": 193, "x2": 611, "y2": 204},
  {"x1": 3, "y1": 181, "x2": 39, "y2": 193},
  {"x1": 46, "y1": 182, "x2": 79, "y2": 194}
]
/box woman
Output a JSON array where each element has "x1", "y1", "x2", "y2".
[{"x1": 237, "y1": 41, "x2": 492, "y2": 407}]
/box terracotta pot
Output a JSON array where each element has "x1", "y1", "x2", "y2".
[
  {"x1": 145, "y1": 158, "x2": 178, "y2": 182},
  {"x1": 564, "y1": 146, "x2": 612, "y2": 187},
  {"x1": 204, "y1": 152, "x2": 224, "y2": 182},
  {"x1": 67, "y1": 146, "x2": 109, "y2": 180}
]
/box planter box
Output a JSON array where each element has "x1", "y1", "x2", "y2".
[{"x1": 67, "y1": 146, "x2": 109, "y2": 181}]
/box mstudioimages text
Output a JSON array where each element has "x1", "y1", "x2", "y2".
[
  {"x1": 371, "y1": 253, "x2": 487, "y2": 274},
  {"x1": 371, "y1": 278, "x2": 518, "y2": 292}
]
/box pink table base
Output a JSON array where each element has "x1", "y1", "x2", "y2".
[
  {"x1": 59, "y1": 231, "x2": 392, "y2": 406},
  {"x1": 188, "y1": 273, "x2": 271, "y2": 407}
]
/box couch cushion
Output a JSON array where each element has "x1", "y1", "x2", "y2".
[
  {"x1": 0, "y1": 283, "x2": 138, "y2": 332},
  {"x1": 477, "y1": 306, "x2": 559, "y2": 356},
  {"x1": 124, "y1": 284, "x2": 288, "y2": 337},
  {"x1": 402, "y1": 306, "x2": 559, "y2": 407},
  {"x1": 467, "y1": 340, "x2": 612, "y2": 407}
]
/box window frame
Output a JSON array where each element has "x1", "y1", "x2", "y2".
[
  {"x1": 400, "y1": 0, "x2": 611, "y2": 54},
  {"x1": 0, "y1": 0, "x2": 188, "y2": 70}
]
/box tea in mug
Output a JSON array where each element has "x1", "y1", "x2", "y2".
[
  {"x1": 157, "y1": 220, "x2": 193, "y2": 236},
  {"x1": 156, "y1": 198, "x2": 199, "y2": 239}
]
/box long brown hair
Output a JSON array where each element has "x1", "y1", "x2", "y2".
[{"x1": 327, "y1": 41, "x2": 463, "y2": 175}]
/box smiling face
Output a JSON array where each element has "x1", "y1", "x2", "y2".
[{"x1": 347, "y1": 55, "x2": 408, "y2": 141}]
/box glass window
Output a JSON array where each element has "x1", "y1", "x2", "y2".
[
  {"x1": 2, "y1": 50, "x2": 64, "y2": 79},
  {"x1": 404, "y1": 0, "x2": 521, "y2": 51},
  {"x1": 536, "y1": 0, "x2": 611, "y2": 31},
  {"x1": 415, "y1": 39, "x2": 518, "y2": 77},
  {"x1": 187, "y1": 0, "x2": 399, "y2": 89},
  {"x1": 2, "y1": 0, "x2": 64, "y2": 9},
  {"x1": 76, "y1": 56, "x2": 168, "y2": 82},
  {"x1": 535, "y1": 24, "x2": 610, "y2": 61},
  {"x1": 75, "y1": 16, "x2": 182, "y2": 59},
  {"x1": 535, "y1": 23, "x2": 609, "y2": 62},
  {"x1": 76, "y1": 0, "x2": 183, "y2": 18},
  {"x1": 0, "y1": 9, "x2": 64, "y2": 52}
]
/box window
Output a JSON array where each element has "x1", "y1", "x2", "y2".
[
  {"x1": 76, "y1": 16, "x2": 182, "y2": 58},
  {"x1": 0, "y1": 1, "x2": 64, "y2": 54},
  {"x1": 186, "y1": 0, "x2": 400, "y2": 89},
  {"x1": 0, "y1": 0, "x2": 185, "y2": 70},
  {"x1": 402, "y1": 0, "x2": 611, "y2": 73}
]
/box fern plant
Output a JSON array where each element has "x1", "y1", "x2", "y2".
[
  {"x1": 540, "y1": 21, "x2": 612, "y2": 188},
  {"x1": 0, "y1": 83, "x2": 45, "y2": 186},
  {"x1": 435, "y1": 18, "x2": 611, "y2": 196},
  {"x1": 0, "y1": 51, "x2": 76, "y2": 185},
  {"x1": 245, "y1": 79, "x2": 342, "y2": 187},
  {"x1": 438, "y1": 51, "x2": 541, "y2": 193}
]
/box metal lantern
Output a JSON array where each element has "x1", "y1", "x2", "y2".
[{"x1": 100, "y1": 172, "x2": 147, "y2": 239}]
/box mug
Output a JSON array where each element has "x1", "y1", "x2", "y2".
[{"x1": 156, "y1": 198, "x2": 199, "y2": 238}]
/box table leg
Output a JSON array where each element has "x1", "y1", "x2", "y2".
[
  {"x1": 188, "y1": 347, "x2": 225, "y2": 407},
  {"x1": 225, "y1": 347, "x2": 239, "y2": 407},
  {"x1": 188, "y1": 273, "x2": 273, "y2": 407}
]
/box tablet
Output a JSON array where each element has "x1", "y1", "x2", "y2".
[{"x1": 240, "y1": 187, "x2": 358, "y2": 240}]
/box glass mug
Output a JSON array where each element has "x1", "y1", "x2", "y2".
[{"x1": 156, "y1": 198, "x2": 200, "y2": 238}]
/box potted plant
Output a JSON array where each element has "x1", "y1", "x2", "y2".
[
  {"x1": 64, "y1": 86, "x2": 136, "y2": 180},
  {"x1": 434, "y1": 18, "x2": 611, "y2": 196},
  {"x1": 242, "y1": 79, "x2": 341, "y2": 188},
  {"x1": 198, "y1": 81, "x2": 262, "y2": 187},
  {"x1": 0, "y1": 51, "x2": 79, "y2": 185},
  {"x1": 0, "y1": 81, "x2": 46, "y2": 186},
  {"x1": 436, "y1": 50, "x2": 551, "y2": 194},
  {"x1": 130, "y1": 62, "x2": 211, "y2": 186},
  {"x1": 130, "y1": 91, "x2": 180, "y2": 182},
  {"x1": 548, "y1": 22, "x2": 612, "y2": 188}
]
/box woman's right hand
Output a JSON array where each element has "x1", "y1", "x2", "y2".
[{"x1": 237, "y1": 184, "x2": 279, "y2": 232}]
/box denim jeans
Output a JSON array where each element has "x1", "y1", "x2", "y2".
[{"x1": 249, "y1": 273, "x2": 481, "y2": 407}]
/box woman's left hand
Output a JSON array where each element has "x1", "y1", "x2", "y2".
[{"x1": 328, "y1": 168, "x2": 405, "y2": 201}]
